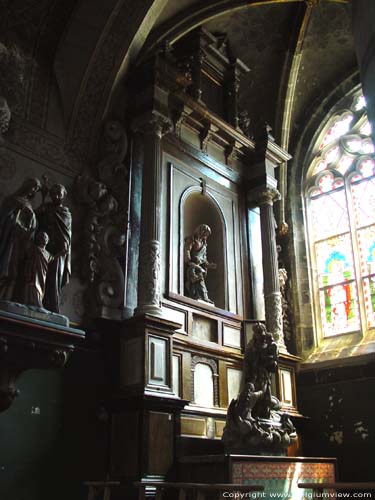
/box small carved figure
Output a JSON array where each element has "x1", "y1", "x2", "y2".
[
  {"x1": 0, "y1": 178, "x2": 41, "y2": 301},
  {"x1": 36, "y1": 184, "x2": 72, "y2": 313},
  {"x1": 184, "y1": 224, "x2": 216, "y2": 303},
  {"x1": 23, "y1": 232, "x2": 67, "y2": 308}
]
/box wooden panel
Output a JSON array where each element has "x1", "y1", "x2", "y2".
[
  {"x1": 280, "y1": 368, "x2": 294, "y2": 406},
  {"x1": 181, "y1": 351, "x2": 192, "y2": 401},
  {"x1": 148, "y1": 411, "x2": 174, "y2": 475},
  {"x1": 248, "y1": 208, "x2": 265, "y2": 320},
  {"x1": 148, "y1": 336, "x2": 167, "y2": 386},
  {"x1": 215, "y1": 420, "x2": 226, "y2": 438},
  {"x1": 192, "y1": 314, "x2": 217, "y2": 342},
  {"x1": 181, "y1": 416, "x2": 207, "y2": 437},
  {"x1": 227, "y1": 367, "x2": 242, "y2": 403},
  {"x1": 110, "y1": 411, "x2": 139, "y2": 477},
  {"x1": 172, "y1": 354, "x2": 181, "y2": 397},
  {"x1": 121, "y1": 337, "x2": 143, "y2": 386},
  {"x1": 223, "y1": 324, "x2": 241, "y2": 348},
  {"x1": 162, "y1": 305, "x2": 187, "y2": 333}
]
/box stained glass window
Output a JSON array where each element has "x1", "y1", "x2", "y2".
[{"x1": 306, "y1": 90, "x2": 375, "y2": 336}]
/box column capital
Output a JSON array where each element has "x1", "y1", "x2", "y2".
[
  {"x1": 131, "y1": 110, "x2": 173, "y2": 137},
  {"x1": 249, "y1": 186, "x2": 281, "y2": 206}
]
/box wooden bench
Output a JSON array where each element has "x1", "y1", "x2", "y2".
[
  {"x1": 298, "y1": 482, "x2": 375, "y2": 498},
  {"x1": 135, "y1": 481, "x2": 264, "y2": 500},
  {"x1": 84, "y1": 481, "x2": 121, "y2": 500}
]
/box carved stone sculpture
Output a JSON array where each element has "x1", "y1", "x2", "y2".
[
  {"x1": 74, "y1": 120, "x2": 129, "y2": 320},
  {"x1": 279, "y1": 267, "x2": 293, "y2": 343},
  {"x1": 23, "y1": 231, "x2": 69, "y2": 309},
  {"x1": 36, "y1": 183, "x2": 72, "y2": 313},
  {"x1": 184, "y1": 224, "x2": 216, "y2": 304},
  {"x1": 0, "y1": 178, "x2": 41, "y2": 301},
  {"x1": 0, "y1": 96, "x2": 11, "y2": 144},
  {"x1": 222, "y1": 322, "x2": 297, "y2": 454}
]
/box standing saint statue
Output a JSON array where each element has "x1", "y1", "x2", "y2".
[
  {"x1": 184, "y1": 224, "x2": 216, "y2": 304},
  {"x1": 36, "y1": 183, "x2": 72, "y2": 313},
  {"x1": 23, "y1": 232, "x2": 68, "y2": 309},
  {"x1": 0, "y1": 178, "x2": 41, "y2": 301}
]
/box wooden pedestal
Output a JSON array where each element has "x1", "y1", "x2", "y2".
[{"x1": 178, "y1": 454, "x2": 337, "y2": 500}]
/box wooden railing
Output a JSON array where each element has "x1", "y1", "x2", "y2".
[
  {"x1": 84, "y1": 481, "x2": 121, "y2": 500},
  {"x1": 135, "y1": 481, "x2": 264, "y2": 500},
  {"x1": 298, "y1": 482, "x2": 375, "y2": 499}
]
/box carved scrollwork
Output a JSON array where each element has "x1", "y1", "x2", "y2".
[
  {"x1": 74, "y1": 120, "x2": 129, "y2": 319},
  {"x1": 49, "y1": 349, "x2": 68, "y2": 368},
  {"x1": 0, "y1": 97, "x2": 11, "y2": 143}
]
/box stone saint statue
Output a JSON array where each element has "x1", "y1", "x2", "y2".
[
  {"x1": 222, "y1": 322, "x2": 297, "y2": 454},
  {"x1": 23, "y1": 232, "x2": 56, "y2": 308},
  {"x1": 36, "y1": 184, "x2": 72, "y2": 313},
  {"x1": 0, "y1": 178, "x2": 41, "y2": 301},
  {"x1": 184, "y1": 224, "x2": 216, "y2": 304}
]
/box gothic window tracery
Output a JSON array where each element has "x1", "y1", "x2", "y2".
[{"x1": 306, "y1": 90, "x2": 375, "y2": 337}]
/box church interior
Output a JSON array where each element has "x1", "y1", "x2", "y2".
[{"x1": 0, "y1": 0, "x2": 374, "y2": 499}]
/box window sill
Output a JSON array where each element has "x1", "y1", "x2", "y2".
[{"x1": 301, "y1": 329, "x2": 375, "y2": 369}]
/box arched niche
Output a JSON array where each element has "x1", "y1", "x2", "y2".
[
  {"x1": 181, "y1": 189, "x2": 227, "y2": 310},
  {"x1": 193, "y1": 363, "x2": 214, "y2": 407}
]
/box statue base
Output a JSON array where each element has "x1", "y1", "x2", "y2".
[
  {"x1": 222, "y1": 413, "x2": 297, "y2": 456},
  {"x1": 0, "y1": 301, "x2": 69, "y2": 327},
  {"x1": 178, "y1": 454, "x2": 336, "y2": 500}
]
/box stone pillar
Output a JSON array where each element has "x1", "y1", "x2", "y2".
[
  {"x1": 134, "y1": 112, "x2": 172, "y2": 317},
  {"x1": 257, "y1": 188, "x2": 287, "y2": 353},
  {"x1": 352, "y1": 1, "x2": 375, "y2": 144}
]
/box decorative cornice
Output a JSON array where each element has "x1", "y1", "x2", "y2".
[
  {"x1": 131, "y1": 110, "x2": 173, "y2": 137},
  {"x1": 6, "y1": 117, "x2": 82, "y2": 175}
]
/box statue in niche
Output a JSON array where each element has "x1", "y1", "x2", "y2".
[
  {"x1": 0, "y1": 178, "x2": 41, "y2": 301},
  {"x1": 23, "y1": 232, "x2": 67, "y2": 308},
  {"x1": 184, "y1": 224, "x2": 216, "y2": 304},
  {"x1": 222, "y1": 322, "x2": 297, "y2": 454},
  {"x1": 36, "y1": 183, "x2": 72, "y2": 313}
]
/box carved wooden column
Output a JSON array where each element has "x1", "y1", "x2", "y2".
[
  {"x1": 133, "y1": 112, "x2": 172, "y2": 317},
  {"x1": 255, "y1": 187, "x2": 287, "y2": 353}
]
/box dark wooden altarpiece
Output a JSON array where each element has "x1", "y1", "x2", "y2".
[{"x1": 105, "y1": 28, "x2": 301, "y2": 499}]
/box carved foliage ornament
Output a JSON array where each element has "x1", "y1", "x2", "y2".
[
  {"x1": 0, "y1": 97, "x2": 11, "y2": 137},
  {"x1": 74, "y1": 120, "x2": 129, "y2": 318},
  {"x1": 138, "y1": 240, "x2": 161, "y2": 307},
  {"x1": 0, "y1": 42, "x2": 27, "y2": 109}
]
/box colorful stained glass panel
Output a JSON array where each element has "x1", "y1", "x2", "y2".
[
  {"x1": 362, "y1": 277, "x2": 375, "y2": 328},
  {"x1": 312, "y1": 159, "x2": 327, "y2": 176},
  {"x1": 362, "y1": 140, "x2": 374, "y2": 154},
  {"x1": 351, "y1": 177, "x2": 375, "y2": 227},
  {"x1": 357, "y1": 225, "x2": 375, "y2": 277},
  {"x1": 360, "y1": 120, "x2": 372, "y2": 136},
  {"x1": 320, "y1": 114, "x2": 353, "y2": 149},
  {"x1": 319, "y1": 282, "x2": 360, "y2": 337},
  {"x1": 336, "y1": 155, "x2": 353, "y2": 175},
  {"x1": 341, "y1": 135, "x2": 362, "y2": 153},
  {"x1": 315, "y1": 234, "x2": 354, "y2": 287},
  {"x1": 353, "y1": 94, "x2": 366, "y2": 111},
  {"x1": 310, "y1": 190, "x2": 349, "y2": 241}
]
